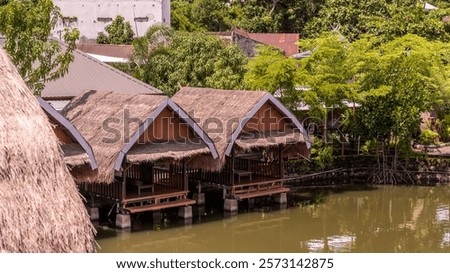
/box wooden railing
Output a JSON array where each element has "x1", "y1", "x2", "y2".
[
  {"x1": 186, "y1": 158, "x2": 283, "y2": 187},
  {"x1": 251, "y1": 160, "x2": 281, "y2": 178},
  {"x1": 186, "y1": 167, "x2": 233, "y2": 186},
  {"x1": 79, "y1": 179, "x2": 122, "y2": 201},
  {"x1": 153, "y1": 167, "x2": 184, "y2": 190}
]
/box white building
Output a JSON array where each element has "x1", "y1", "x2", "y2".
[{"x1": 53, "y1": 0, "x2": 170, "y2": 41}]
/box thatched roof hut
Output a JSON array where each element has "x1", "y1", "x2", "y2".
[
  {"x1": 38, "y1": 97, "x2": 97, "y2": 171},
  {"x1": 0, "y1": 49, "x2": 96, "y2": 252},
  {"x1": 172, "y1": 87, "x2": 311, "y2": 169},
  {"x1": 61, "y1": 90, "x2": 218, "y2": 183}
]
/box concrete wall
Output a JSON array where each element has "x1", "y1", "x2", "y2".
[{"x1": 52, "y1": 0, "x2": 171, "y2": 41}]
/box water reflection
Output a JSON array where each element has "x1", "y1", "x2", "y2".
[{"x1": 96, "y1": 185, "x2": 450, "y2": 253}]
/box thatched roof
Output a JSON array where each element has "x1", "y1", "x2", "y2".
[
  {"x1": 61, "y1": 90, "x2": 217, "y2": 183},
  {"x1": 0, "y1": 49, "x2": 96, "y2": 252},
  {"x1": 235, "y1": 131, "x2": 305, "y2": 151},
  {"x1": 61, "y1": 143, "x2": 92, "y2": 167},
  {"x1": 38, "y1": 97, "x2": 97, "y2": 170},
  {"x1": 126, "y1": 141, "x2": 210, "y2": 164},
  {"x1": 172, "y1": 87, "x2": 311, "y2": 169}
]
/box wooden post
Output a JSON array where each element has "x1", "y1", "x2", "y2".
[
  {"x1": 150, "y1": 163, "x2": 154, "y2": 184},
  {"x1": 121, "y1": 169, "x2": 127, "y2": 208},
  {"x1": 183, "y1": 159, "x2": 187, "y2": 191},
  {"x1": 230, "y1": 145, "x2": 235, "y2": 186},
  {"x1": 278, "y1": 145, "x2": 284, "y2": 179}
]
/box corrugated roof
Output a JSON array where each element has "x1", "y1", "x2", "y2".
[
  {"x1": 47, "y1": 100, "x2": 70, "y2": 111},
  {"x1": 41, "y1": 41, "x2": 162, "y2": 98},
  {"x1": 76, "y1": 44, "x2": 133, "y2": 59},
  {"x1": 1, "y1": 38, "x2": 161, "y2": 98},
  {"x1": 248, "y1": 33, "x2": 299, "y2": 56},
  {"x1": 232, "y1": 28, "x2": 299, "y2": 56}
]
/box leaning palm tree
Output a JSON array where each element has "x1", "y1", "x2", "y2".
[{"x1": 0, "y1": 48, "x2": 96, "y2": 252}]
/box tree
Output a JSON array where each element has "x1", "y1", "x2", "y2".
[
  {"x1": 353, "y1": 35, "x2": 449, "y2": 140},
  {"x1": 229, "y1": 0, "x2": 325, "y2": 34},
  {"x1": 96, "y1": 15, "x2": 134, "y2": 44},
  {"x1": 170, "y1": 0, "x2": 325, "y2": 34},
  {"x1": 304, "y1": 0, "x2": 390, "y2": 41},
  {"x1": 133, "y1": 28, "x2": 247, "y2": 96},
  {"x1": 304, "y1": 0, "x2": 450, "y2": 42},
  {"x1": 350, "y1": 35, "x2": 450, "y2": 182},
  {"x1": 171, "y1": 0, "x2": 204, "y2": 32},
  {"x1": 0, "y1": 0, "x2": 79, "y2": 95},
  {"x1": 244, "y1": 45, "x2": 296, "y2": 103}
]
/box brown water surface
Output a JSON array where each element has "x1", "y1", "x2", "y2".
[{"x1": 96, "y1": 186, "x2": 450, "y2": 252}]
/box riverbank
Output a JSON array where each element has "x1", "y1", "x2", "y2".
[{"x1": 284, "y1": 155, "x2": 450, "y2": 186}]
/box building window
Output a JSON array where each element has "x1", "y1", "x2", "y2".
[
  {"x1": 62, "y1": 16, "x2": 78, "y2": 27},
  {"x1": 97, "y1": 17, "x2": 113, "y2": 23},
  {"x1": 134, "y1": 17, "x2": 149, "y2": 22}
]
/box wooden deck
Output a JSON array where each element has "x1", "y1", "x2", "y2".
[
  {"x1": 122, "y1": 185, "x2": 195, "y2": 214},
  {"x1": 232, "y1": 175, "x2": 289, "y2": 200}
]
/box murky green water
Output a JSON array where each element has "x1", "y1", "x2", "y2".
[{"x1": 96, "y1": 185, "x2": 450, "y2": 252}]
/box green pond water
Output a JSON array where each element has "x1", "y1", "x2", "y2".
[{"x1": 96, "y1": 185, "x2": 450, "y2": 252}]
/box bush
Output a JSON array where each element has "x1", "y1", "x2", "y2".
[{"x1": 420, "y1": 129, "x2": 439, "y2": 145}]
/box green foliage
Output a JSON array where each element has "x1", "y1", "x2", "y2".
[
  {"x1": 361, "y1": 139, "x2": 376, "y2": 154},
  {"x1": 245, "y1": 32, "x2": 450, "y2": 161},
  {"x1": 0, "y1": 0, "x2": 79, "y2": 95},
  {"x1": 296, "y1": 32, "x2": 361, "y2": 122},
  {"x1": 133, "y1": 28, "x2": 247, "y2": 96},
  {"x1": 439, "y1": 113, "x2": 450, "y2": 141},
  {"x1": 244, "y1": 45, "x2": 296, "y2": 101},
  {"x1": 171, "y1": 0, "x2": 203, "y2": 32},
  {"x1": 354, "y1": 35, "x2": 449, "y2": 142},
  {"x1": 305, "y1": 0, "x2": 390, "y2": 41},
  {"x1": 171, "y1": 0, "x2": 325, "y2": 34},
  {"x1": 311, "y1": 139, "x2": 334, "y2": 169},
  {"x1": 304, "y1": 0, "x2": 450, "y2": 42},
  {"x1": 191, "y1": 0, "x2": 230, "y2": 31},
  {"x1": 171, "y1": 0, "x2": 230, "y2": 32},
  {"x1": 420, "y1": 129, "x2": 440, "y2": 145},
  {"x1": 96, "y1": 16, "x2": 134, "y2": 45}
]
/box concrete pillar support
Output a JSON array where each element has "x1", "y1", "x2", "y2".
[
  {"x1": 152, "y1": 211, "x2": 162, "y2": 224},
  {"x1": 224, "y1": 199, "x2": 238, "y2": 212},
  {"x1": 274, "y1": 193, "x2": 287, "y2": 204},
  {"x1": 178, "y1": 206, "x2": 193, "y2": 219},
  {"x1": 193, "y1": 193, "x2": 205, "y2": 205},
  {"x1": 247, "y1": 198, "x2": 255, "y2": 209},
  {"x1": 115, "y1": 213, "x2": 131, "y2": 229},
  {"x1": 86, "y1": 207, "x2": 99, "y2": 221}
]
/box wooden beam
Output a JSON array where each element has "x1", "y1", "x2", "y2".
[
  {"x1": 120, "y1": 169, "x2": 127, "y2": 209},
  {"x1": 230, "y1": 145, "x2": 235, "y2": 186},
  {"x1": 150, "y1": 163, "x2": 154, "y2": 184},
  {"x1": 183, "y1": 159, "x2": 187, "y2": 191},
  {"x1": 278, "y1": 145, "x2": 284, "y2": 179}
]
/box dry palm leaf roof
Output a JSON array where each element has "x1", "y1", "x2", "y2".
[
  {"x1": 172, "y1": 87, "x2": 311, "y2": 169},
  {"x1": 62, "y1": 90, "x2": 217, "y2": 183},
  {"x1": 0, "y1": 48, "x2": 96, "y2": 253}
]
